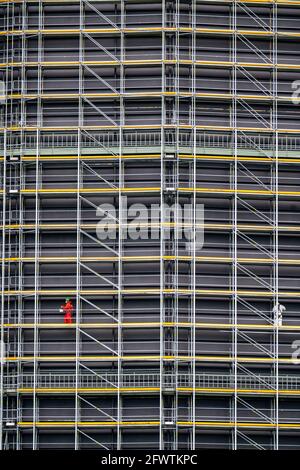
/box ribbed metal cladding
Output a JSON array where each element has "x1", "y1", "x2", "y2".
[{"x1": 1, "y1": 0, "x2": 300, "y2": 450}]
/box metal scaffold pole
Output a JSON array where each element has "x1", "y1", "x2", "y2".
[
  {"x1": 0, "y1": 129, "x2": 7, "y2": 451},
  {"x1": 159, "y1": 0, "x2": 166, "y2": 451},
  {"x1": 232, "y1": 0, "x2": 238, "y2": 451},
  {"x1": 272, "y1": 1, "x2": 279, "y2": 451},
  {"x1": 117, "y1": 0, "x2": 125, "y2": 450},
  {"x1": 191, "y1": 0, "x2": 197, "y2": 451}
]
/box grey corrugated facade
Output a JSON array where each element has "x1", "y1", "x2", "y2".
[{"x1": 1, "y1": 0, "x2": 300, "y2": 450}]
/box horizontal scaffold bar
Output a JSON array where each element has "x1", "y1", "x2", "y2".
[
  {"x1": 1, "y1": 60, "x2": 300, "y2": 70},
  {"x1": 1, "y1": 27, "x2": 300, "y2": 38},
  {"x1": 15, "y1": 421, "x2": 300, "y2": 429},
  {"x1": 10, "y1": 387, "x2": 300, "y2": 397},
  {"x1": 1, "y1": 223, "x2": 300, "y2": 233},
  {"x1": 0, "y1": 92, "x2": 297, "y2": 103},
  {"x1": 4, "y1": 355, "x2": 300, "y2": 363},
  {"x1": 13, "y1": 187, "x2": 300, "y2": 198},
  {"x1": 3, "y1": 322, "x2": 300, "y2": 331},
  {"x1": 3, "y1": 288, "x2": 300, "y2": 297},
  {"x1": 1, "y1": 125, "x2": 300, "y2": 133},
  {"x1": 5, "y1": 154, "x2": 300, "y2": 165},
  {"x1": 3, "y1": 255, "x2": 300, "y2": 266},
  {"x1": 1, "y1": 0, "x2": 300, "y2": 6},
  {"x1": 3, "y1": 287, "x2": 300, "y2": 298}
]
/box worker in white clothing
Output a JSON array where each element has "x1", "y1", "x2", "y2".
[{"x1": 273, "y1": 302, "x2": 286, "y2": 327}]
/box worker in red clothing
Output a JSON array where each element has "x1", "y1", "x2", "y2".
[{"x1": 60, "y1": 298, "x2": 74, "y2": 324}]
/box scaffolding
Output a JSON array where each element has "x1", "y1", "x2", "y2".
[{"x1": 1, "y1": 0, "x2": 300, "y2": 450}]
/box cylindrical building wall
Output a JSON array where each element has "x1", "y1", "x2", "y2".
[{"x1": 1, "y1": 0, "x2": 300, "y2": 450}]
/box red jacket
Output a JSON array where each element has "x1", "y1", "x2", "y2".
[{"x1": 62, "y1": 301, "x2": 74, "y2": 316}]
